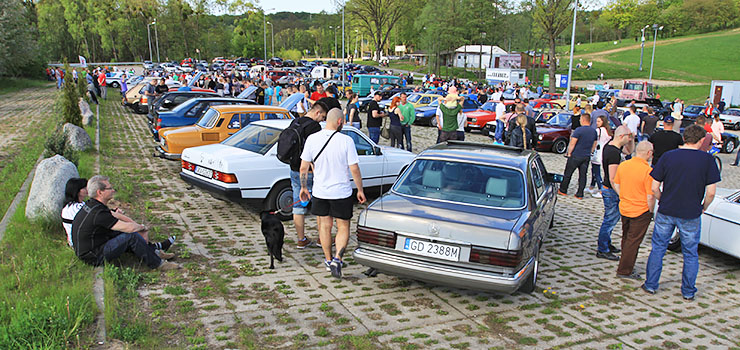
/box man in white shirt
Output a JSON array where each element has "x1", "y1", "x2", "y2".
[
  {"x1": 491, "y1": 88, "x2": 502, "y2": 102},
  {"x1": 623, "y1": 106, "x2": 641, "y2": 136},
  {"x1": 494, "y1": 99, "x2": 507, "y2": 143},
  {"x1": 592, "y1": 92, "x2": 600, "y2": 107},
  {"x1": 300, "y1": 108, "x2": 366, "y2": 279}
]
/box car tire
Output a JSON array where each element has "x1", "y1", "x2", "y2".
[
  {"x1": 723, "y1": 138, "x2": 736, "y2": 154},
  {"x1": 668, "y1": 229, "x2": 681, "y2": 252},
  {"x1": 518, "y1": 243, "x2": 540, "y2": 294},
  {"x1": 464, "y1": 127, "x2": 472, "y2": 133},
  {"x1": 110, "y1": 81, "x2": 120, "y2": 89},
  {"x1": 429, "y1": 117, "x2": 437, "y2": 128},
  {"x1": 481, "y1": 128, "x2": 490, "y2": 137},
  {"x1": 552, "y1": 139, "x2": 568, "y2": 154},
  {"x1": 735, "y1": 122, "x2": 740, "y2": 131},
  {"x1": 264, "y1": 180, "x2": 294, "y2": 221}
]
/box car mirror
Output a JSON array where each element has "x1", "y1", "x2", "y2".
[
  {"x1": 373, "y1": 146, "x2": 383, "y2": 155},
  {"x1": 547, "y1": 173, "x2": 564, "y2": 183}
]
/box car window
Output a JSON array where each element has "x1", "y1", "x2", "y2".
[
  {"x1": 172, "y1": 95, "x2": 191, "y2": 105},
  {"x1": 227, "y1": 114, "x2": 243, "y2": 129},
  {"x1": 393, "y1": 159, "x2": 525, "y2": 209},
  {"x1": 186, "y1": 102, "x2": 206, "y2": 117},
  {"x1": 196, "y1": 108, "x2": 220, "y2": 128},
  {"x1": 463, "y1": 100, "x2": 478, "y2": 110},
  {"x1": 340, "y1": 130, "x2": 375, "y2": 155},
  {"x1": 531, "y1": 159, "x2": 545, "y2": 199},
  {"x1": 264, "y1": 113, "x2": 287, "y2": 120},
  {"x1": 222, "y1": 124, "x2": 281, "y2": 155}
]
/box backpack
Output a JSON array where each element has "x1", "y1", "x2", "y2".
[{"x1": 276, "y1": 118, "x2": 319, "y2": 168}]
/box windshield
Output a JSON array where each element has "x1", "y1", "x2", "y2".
[
  {"x1": 685, "y1": 106, "x2": 702, "y2": 113},
  {"x1": 546, "y1": 113, "x2": 572, "y2": 127},
  {"x1": 393, "y1": 159, "x2": 525, "y2": 208},
  {"x1": 196, "y1": 108, "x2": 220, "y2": 128},
  {"x1": 222, "y1": 124, "x2": 281, "y2": 155},
  {"x1": 428, "y1": 100, "x2": 439, "y2": 108},
  {"x1": 624, "y1": 82, "x2": 644, "y2": 91},
  {"x1": 480, "y1": 102, "x2": 495, "y2": 111},
  {"x1": 407, "y1": 94, "x2": 422, "y2": 103}
]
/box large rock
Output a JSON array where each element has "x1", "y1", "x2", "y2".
[
  {"x1": 26, "y1": 155, "x2": 79, "y2": 222},
  {"x1": 79, "y1": 98, "x2": 94, "y2": 126},
  {"x1": 63, "y1": 123, "x2": 92, "y2": 151}
]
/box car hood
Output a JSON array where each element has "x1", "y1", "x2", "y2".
[
  {"x1": 362, "y1": 192, "x2": 523, "y2": 250},
  {"x1": 717, "y1": 187, "x2": 739, "y2": 199},
  {"x1": 465, "y1": 110, "x2": 494, "y2": 118},
  {"x1": 536, "y1": 125, "x2": 568, "y2": 134},
  {"x1": 182, "y1": 143, "x2": 263, "y2": 172}
]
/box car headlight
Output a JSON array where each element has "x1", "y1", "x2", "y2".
[
  {"x1": 538, "y1": 134, "x2": 543, "y2": 140},
  {"x1": 416, "y1": 112, "x2": 424, "y2": 117},
  {"x1": 470, "y1": 118, "x2": 477, "y2": 122}
]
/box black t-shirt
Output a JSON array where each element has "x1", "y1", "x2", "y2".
[
  {"x1": 366, "y1": 100, "x2": 382, "y2": 128},
  {"x1": 347, "y1": 103, "x2": 361, "y2": 124},
  {"x1": 155, "y1": 84, "x2": 168, "y2": 94},
  {"x1": 642, "y1": 115, "x2": 659, "y2": 135},
  {"x1": 288, "y1": 117, "x2": 321, "y2": 171},
  {"x1": 207, "y1": 80, "x2": 217, "y2": 90},
  {"x1": 601, "y1": 144, "x2": 622, "y2": 189},
  {"x1": 256, "y1": 87, "x2": 265, "y2": 105},
  {"x1": 649, "y1": 130, "x2": 684, "y2": 166},
  {"x1": 71, "y1": 198, "x2": 119, "y2": 265}
]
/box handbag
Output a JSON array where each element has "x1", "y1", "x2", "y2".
[
  {"x1": 380, "y1": 117, "x2": 390, "y2": 139},
  {"x1": 591, "y1": 128, "x2": 603, "y2": 164}
]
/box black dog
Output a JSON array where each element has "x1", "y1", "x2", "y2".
[{"x1": 260, "y1": 211, "x2": 285, "y2": 269}]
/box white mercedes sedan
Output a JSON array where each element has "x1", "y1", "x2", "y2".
[{"x1": 180, "y1": 119, "x2": 415, "y2": 219}]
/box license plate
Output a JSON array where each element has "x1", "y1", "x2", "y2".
[
  {"x1": 402, "y1": 238, "x2": 460, "y2": 262},
  {"x1": 194, "y1": 166, "x2": 213, "y2": 178}
]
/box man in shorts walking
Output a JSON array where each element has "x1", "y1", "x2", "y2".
[{"x1": 299, "y1": 108, "x2": 366, "y2": 279}]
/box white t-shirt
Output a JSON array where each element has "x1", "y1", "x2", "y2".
[
  {"x1": 495, "y1": 102, "x2": 506, "y2": 121},
  {"x1": 457, "y1": 112, "x2": 466, "y2": 132},
  {"x1": 492, "y1": 92, "x2": 502, "y2": 101},
  {"x1": 301, "y1": 129, "x2": 360, "y2": 199},
  {"x1": 61, "y1": 202, "x2": 84, "y2": 247},
  {"x1": 623, "y1": 113, "x2": 641, "y2": 135}
]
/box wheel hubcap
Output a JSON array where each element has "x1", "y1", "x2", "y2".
[
  {"x1": 277, "y1": 188, "x2": 293, "y2": 213},
  {"x1": 669, "y1": 229, "x2": 680, "y2": 245}
]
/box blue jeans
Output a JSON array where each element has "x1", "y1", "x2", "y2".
[
  {"x1": 733, "y1": 149, "x2": 740, "y2": 165},
  {"x1": 402, "y1": 125, "x2": 413, "y2": 152},
  {"x1": 351, "y1": 122, "x2": 361, "y2": 130},
  {"x1": 494, "y1": 120, "x2": 504, "y2": 143},
  {"x1": 368, "y1": 127, "x2": 380, "y2": 144},
  {"x1": 101, "y1": 232, "x2": 161, "y2": 269},
  {"x1": 645, "y1": 212, "x2": 701, "y2": 297},
  {"x1": 590, "y1": 163, "x2": 603, "y2": 188},
  {"x1": 597, "y1": 187, "x2": 620, "y2": 253},
  {"x1": 290, "y1": 170, "x2": 313, "y2": 215}
]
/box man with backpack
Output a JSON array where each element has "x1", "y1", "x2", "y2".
[{"x1": 277, "y1": 99, "x2": 329, "y2": 249}]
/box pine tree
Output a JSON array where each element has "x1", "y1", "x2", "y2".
[{"x1": 61, "y1": 62, "x2": 82, "y2": 127}]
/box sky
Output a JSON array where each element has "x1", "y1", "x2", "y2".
[{"x1": 260, "y1": 0, "x2": 337, "y2": 14}]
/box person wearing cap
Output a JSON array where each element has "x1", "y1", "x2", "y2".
[
  {"x1": 648, "y1": 115, "x2": 683, "y2": 166},
  {"x1": 366, "y1": 91, "x2": 387, "y2": 143}
]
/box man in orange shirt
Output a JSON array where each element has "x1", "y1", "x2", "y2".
[{"x1": 613, "y1": 140, "x2": 656, "y2": 279}]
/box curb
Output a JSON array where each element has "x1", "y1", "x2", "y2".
[{"x1": 0, "y1": 154, "x2": 43, "y2": 242}]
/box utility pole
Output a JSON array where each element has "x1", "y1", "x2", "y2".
[
  {"x1": 639, "y1": 25, "x2": 648, "y2": 71},
  {"x1": 154, "y1": 20, "x2": 160, "y2": 63},
  {"x1": 565, "y1": 0, "x2": 578, "y2": 110},
  {"x1": 262, "y1": 8, "x2": 274, "y2": 62},
  {"x1": 342, "y1": 4, "x2": 345, "y2": 91},
  {"x1": 146, "y1": 23, "x2": 153, "y2": 62},
  {"x1": 267, "y1": 22, "x2": 274, "y2": 58},
  {"x1": 649, "y1": 24, "x2": 663, "y2": 82}
]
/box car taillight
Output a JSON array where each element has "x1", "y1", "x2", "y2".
[
  {"x1": 156, "y1": 118, "x2": 162, "y2": 130},
  {"x1": 213, "y1": 171, "x2": 237, "y2": 183},
  {"x1": 469, "y1": 246, "x2": 521, "y2": 268},
  {"x1": 181, "y1": 160, "x2": 195, "y2": 171},
  {"x1": 357, "y1": 226, "x2": 396, "y2": 248},
  {"x1": 142, "y1": 96, "x2": 148, "y2": 104}
]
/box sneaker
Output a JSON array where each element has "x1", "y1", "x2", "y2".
[
  {"x1": 557, "y1": 190, "x2": 567, "y2": 196},
  {"x1": 324, "y1": 260, "x2": 331, "y2": 271},
  {"x1": 616, "y1": 271, "x2": 642, "y2": 280},
  {"x1": 586, "y1": 187, "x2": 595, "y2": 194},
  {"x1": 609, "y1": 244, "x2": 621, "y2": 254},
  {"x1": 591, "y1": 191, "x2": 602, "y2": 198},
  {"x1": 640, "y1": 283, "x2": 656, "y2": 295},
  {"x1": 683, "y1": 295, "x2": 695, "y2": 301},
  {"x1": 574, "y1": 195, "x2": 584, "y2": 200},
  {"x1": 330, "y1": 259, "x2": 343, "y2": 279},
  {"x1": 596, "y1": 251, "x2": 620, "y2": 261},
  {"x1": 156, "y1": 250, "x2": 175, "y2": 260},
  {"x1": 157, "y1": 261, "x2": 181, "y2": 271},
  {"x1": 296, "y1": 237, "x2": 313, "y2": 249},
  {"x1": 316, "y1": 237, "x2": 335, "y2": 248}
]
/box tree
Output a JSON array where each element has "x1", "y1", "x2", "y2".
[
  {"x1": 347, "y1": 0, "x2": 408, "y2": 61},
  {"x1": 0, "y1": 0, "x2": 42, "y2": 77},
  {"x1": 61, "y1": 63, "x2": 82, "y2": 127},
  {"x1": 533, "y1": 0, "x2": 573, "y2": 92}
]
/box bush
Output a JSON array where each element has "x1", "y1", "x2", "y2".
[
  {"x1": 44, "y1": 128, "x2": 79, "y2": 166},
  {"x1": 278, "y1": 49, "x2": 302, "y2": 62},
  {"x1": 60, "y1": 63, "x2": 82, "y2": 127},
  {"x1": 77, "y1": 70, "x2": 88, "y2": 103}
]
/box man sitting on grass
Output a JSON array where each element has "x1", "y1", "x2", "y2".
[{"x1": 71, "y1": 175, "x2": 179, "y2": 270}]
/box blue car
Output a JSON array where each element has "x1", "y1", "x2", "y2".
[
  {"x1": 413, "y1": 96, "x2": 481, "y2": 127},
  {"x1": 150, "y1": 97, "x2": 256, "y2": 141}
]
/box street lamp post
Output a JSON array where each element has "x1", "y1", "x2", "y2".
[
  {"x1": 153, "y1": 20, "x2": 160, "y2": 63},
  {"x1": 146, "y1": 23, "x2": 153, "y2": 62},
  {"x1": 649, "y1": 24, "x2": 663, "y2": 82},
  {"x1": 639, "y1": 25, "x2": 648, "y2": 71},
  {"x1": 329, "y1": 26, "x2": 337, "y2": 58},
  {"x1": 263, "y1": 8, "x2": 274, "y2": 62},
  {"x1": 354, "y1": 29, "x2": 359, "y2": 59},
  {"x1": 565, "y1": 0, "x2": 578, "y2": 110},
  {"x1": 266, "y1": 22, "x2": 274, "y2": 58},
  {"x1": 341, "y1": 4, "x2": 345, "y2": 92}
]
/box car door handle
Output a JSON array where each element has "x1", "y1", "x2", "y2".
[{"x1": 228, "y1": 133, "x2": 235, "y2": 135}]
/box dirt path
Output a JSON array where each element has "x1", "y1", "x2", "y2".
[{"x1": 0, "y1": 87, "x2": 57, "y2": 169}]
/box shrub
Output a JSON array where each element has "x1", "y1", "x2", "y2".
[
  {"x1": 60, "y1": 63, "x2": 82, "y2": 127},
  {"x1": 77, "y1": 70, "x2": 88, "y2": 103},
  {"x1": 278, "y1": 49, "x2": 302, "y2": 61},
  {"x1": 44, "y1": 127, "x2": 79, "y2": 166}
]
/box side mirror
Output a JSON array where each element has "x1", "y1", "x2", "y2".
[
  {"x1": 547, "y1": 173, "x2": 564, "y2": 183},
  {"x1": 373, "y1": 146, "x2": 383, "y2": 155}
]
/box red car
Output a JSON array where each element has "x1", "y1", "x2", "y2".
[
  {"x1": 529, "y1": 99, "x2": 563, "y2": 110},
  {"x1": 535, "y1": 112, "x2": 573, "y2": 154},
  {"x1": 538, "y1": 93, "x2": 563, "y2": 102},
  {"x1": 267, "y1": 70, "x2": 288, "y2": 82},
  {"x1": 464, "y1": 101, "x2": 515, "y2": 133},
  {"x1": 180, "y1": 58, "x2": 194, "y2": 67}
]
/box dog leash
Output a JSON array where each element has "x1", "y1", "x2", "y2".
[{"x1": 270, "y1": 199, "x2": 305, "y2": 215}]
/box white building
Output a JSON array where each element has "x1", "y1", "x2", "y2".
[
  {"x1": 710, "y1": 80, "x2": 740, "y2": 108},
  {"x1": 443, "y1": 45, "x2": 508, "y2": 70}
]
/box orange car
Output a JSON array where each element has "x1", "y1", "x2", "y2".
[{"x1": 155, "y1": 105, "x2": 292, "y2": 159}]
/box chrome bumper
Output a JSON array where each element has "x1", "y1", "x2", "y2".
[
  {"x1": 153, "y1": 146, "x2": 181, "y2": 160},
  {"x1": 352, "y1": 247, "x2": 534, "y2": 294}
]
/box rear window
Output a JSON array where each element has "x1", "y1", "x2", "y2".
[
  {"x1": 222, "y1": 124, "x2": 281, "y2": 155},
  {"x1": 393, "y1": 159, "x2": 526, "y2": 208}
]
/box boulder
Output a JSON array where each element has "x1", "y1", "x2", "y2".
[
  {"x1": 79, "y1": 98, "x2": 94, "y2": 126},
  {"x1": 63, "y1": 123, "x2": 92, "y2": 151},
  {"x1": 25, "y1": 155, "x2": 79, "y2": 222}
]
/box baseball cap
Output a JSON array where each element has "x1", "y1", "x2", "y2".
[{"x1": 664, "y1": 115, "x2": 675, "y2": 123}]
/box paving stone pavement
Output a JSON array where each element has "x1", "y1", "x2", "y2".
[{"x1": 104, "y1": 100, "x2": 740, "y2": 349}]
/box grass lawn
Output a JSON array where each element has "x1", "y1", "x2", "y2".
[
  {"x1": 556, "y1": 39, "x2": 638, "y2": 55},
  {"x1": 657, "y1": 85, "x2": 712, "y2": 105},
  {"x1": 0, "y1": 78, "x2": 53, "y2": 95}
]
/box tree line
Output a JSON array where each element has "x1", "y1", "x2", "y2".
[{"x1": 1, "y1": 0, "x2": 738, "y2": 79}]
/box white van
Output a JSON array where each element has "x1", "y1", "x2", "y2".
[
  {"x1": 249, "y1": 65, "x2": 267, "y2": 77},
  {"x1": 311, "y1": 66, "x2": 332, "y2": 79}
]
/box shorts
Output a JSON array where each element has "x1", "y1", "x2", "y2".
[
  {"x1": 311, "y1": 196, "x2": 354, "y2": 220},
  {"x1": 290, "y1": 170, "x2": 313, "y2": 215}
]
